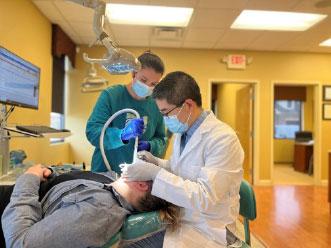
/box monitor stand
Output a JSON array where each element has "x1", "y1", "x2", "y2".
[{"x1": 0, "y1": 104, "x2": 10, "y2": 176}]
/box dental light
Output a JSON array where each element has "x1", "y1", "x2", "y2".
[
  {"x1": 70, "y1": 0, "x2": 141, "y2": 74},
  {"x1": 81, "y1": 61, "x2": 108, "y2": 93}
]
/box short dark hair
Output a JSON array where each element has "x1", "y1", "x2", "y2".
[
  {"x1": 138, "y1": 52, "x2": 165, "y2": 75},
  {"x1": 152, "y1": 71, "x2": 202, "y2": 107}
]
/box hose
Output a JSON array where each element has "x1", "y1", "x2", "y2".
[{"x1": 100, "y1": 108, "x2": 140, "y2": 178}]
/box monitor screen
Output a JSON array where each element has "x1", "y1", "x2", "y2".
[{"x1": 0, "y1": 46, "x2": 40, "y2": 109}]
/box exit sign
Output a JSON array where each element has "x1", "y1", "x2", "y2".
[{"x1": 227, "y1": 54, "x2": 246, "y2": 69}]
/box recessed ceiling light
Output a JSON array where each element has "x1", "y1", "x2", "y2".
[
  {"x1": 106, "y1": 4, "x2": 193, "y2": 27},
  {"x1": 319, "y1": 38, "x2": 331, "y2": 46},
  {"x1": 231, "y1": 10, "x2": 327, "y2": 31}
]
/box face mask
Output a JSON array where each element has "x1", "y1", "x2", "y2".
[
  {"x1": 132, "y1": 80, "x2": 153, "y2": 98},
  {"x1": 164, "y1": 104, "x2": 191, "y2": 134}
]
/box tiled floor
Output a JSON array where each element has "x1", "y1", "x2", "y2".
[{"x1": 273, "y1": 163, "x2": 314, "y2": 185}]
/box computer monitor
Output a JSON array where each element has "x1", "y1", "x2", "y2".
[{"x1": 0, "y1": 46, "x2": 40, "y2": 109}]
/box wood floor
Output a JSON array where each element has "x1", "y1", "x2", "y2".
[{"x1": 250, "y1": 186, "x2": 331, "y2": 248}]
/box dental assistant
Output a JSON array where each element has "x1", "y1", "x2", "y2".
[
  {"x1": 121, "y1": 71, "x2": 244, "y2": 247},
  {"x1": 86, "y1": 52, "x2": 167, "y2": 174}
]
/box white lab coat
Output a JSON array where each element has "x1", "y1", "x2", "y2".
[{"x1": 152, "y1": 112, "x2": 244, "y2": 247}]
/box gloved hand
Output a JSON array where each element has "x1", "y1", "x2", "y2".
[
  {"x1": 120, "y1": 158, "x2": 162, "y2": 181},
  {"x1": 137, "y1": 151, "x2": 159, "y2": 166},
  {"x1": 121, "y1": 118, "x2": 144, "y2": 142},
  {"x1": 138, "y1": 140, "x2": 151, "y2": 151}
]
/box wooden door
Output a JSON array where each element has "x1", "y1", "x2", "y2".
[{"x1": 235, "y1": 85, "x2": 253, "y2": 183}]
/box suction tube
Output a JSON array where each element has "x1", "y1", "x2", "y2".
[{"x1": 100, "y1": 108, "x2": 140, "y2": 178}]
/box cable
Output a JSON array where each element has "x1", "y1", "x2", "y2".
[{"x1": 4, "y1": 106, "x2": 15, "y2": 121}]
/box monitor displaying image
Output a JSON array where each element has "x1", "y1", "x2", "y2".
[{"x1": 0, "y1": 46, "x2": 40, "y2": 109}]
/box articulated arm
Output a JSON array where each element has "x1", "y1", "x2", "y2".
[{"x1": 69, "y1": 0, "x2": 141, "y2": 74}]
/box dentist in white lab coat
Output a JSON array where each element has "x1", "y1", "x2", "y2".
[{"x1": 121, "y1": 71, "x2": 244, "y2": 247}]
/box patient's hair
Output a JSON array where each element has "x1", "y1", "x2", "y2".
[{"x1": 136, "y1": 182, "x2": 180, "y2": 231}]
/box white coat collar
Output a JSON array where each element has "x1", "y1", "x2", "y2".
[{"x1": 178, "y1": 112, "x2": 217, "y2": 158}]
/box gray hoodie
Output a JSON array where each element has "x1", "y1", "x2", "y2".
[{"x1": 2, "y1": 173, "x2": 130, "y2": 248}]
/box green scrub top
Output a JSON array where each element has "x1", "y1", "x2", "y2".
[{"x1": 86, "y1": 85, "x2": 167, "y2": 174}]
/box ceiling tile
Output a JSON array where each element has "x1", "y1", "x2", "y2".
[
  {"x1": 215, "y1": 30, "x2": 261, "y2": 49},
  {"x1": 79, "y1": 36, "x2": 98, "y2": 46},
  {"x1": 182, "y1": 40, "x2": 215, "y2": 49},
  {"x1": 54, "y1": 0, "x2": 94, "y2": 22},
  {"x1": 197, "y1": 0, "x2": 248, "y2": 9},
  {"x1": 108, "y1": 0, "x2": 149, "y2": 4},
  {"x1": 28, "y1": 0, "x2": 331, "y2": 52},
  {"x1": 244, "y1": 0, "x2": 301, "y2": 10},
  {"x1": 246, "y1": 32, "x2": 300, "y2": 51},
  {"x1": 185, "y1": 28, "x2": 224, "y2": 43},
  {"x1": 70, "y1": 21, "x2": 94, "y2": 37},
  {"x1": 150, "y1": 0, "x2": 198, "y2": 7},
  {"x1": 117, "y1": 39, "x2": 150, "y2": 47},
  {"x1": 150, "y1": 40, "x2": 182, "y2": 48},
  {"x1": 110, "y1": 25, "x2": 151, "y2": 42},
  {"x1": 32, "y1": 0, "x2": 63, "y2": 22},
  {"x1": 191, "y1": 9, "x2": 241, "y2": 28}
]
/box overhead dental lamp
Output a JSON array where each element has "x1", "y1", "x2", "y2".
[
  {"x1": 81, "y1": 61, "x2": 108, "y2": 93},
  {"x1": 70, "y1": 0, "x2": 141, "y2": 74}
]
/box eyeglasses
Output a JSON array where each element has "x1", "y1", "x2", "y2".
[{"x1": 161, "y1": 105, "x2": 179, "y2": 117}]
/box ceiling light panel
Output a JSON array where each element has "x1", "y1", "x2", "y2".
[
  {"x1": 106, "y1": 4, "x2": 193, "y2": 27},
  {"x1": 231, "y1": 10, "x2": 327, "y2": 31}
]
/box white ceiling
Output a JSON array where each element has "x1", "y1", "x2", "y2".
[{"x1": 32, "y1": 0, "x2": 331, "y2": 53}]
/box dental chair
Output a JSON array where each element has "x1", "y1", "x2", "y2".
[
  {"x1": 239, "y1": 179, "x2": 257, "y2": 247},
  {"x1": 102, "y1": 211, "x2": 164, "y2": 248},
  {"x1": 103, "y1": 180, "x2": 257, "y2": 248}
]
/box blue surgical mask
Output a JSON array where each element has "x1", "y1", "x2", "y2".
[
  {"x1": 164, "y1": 104, "x2": 191, "y2": 134},
  {"x1": 132, "y1": 80, "x2": 153, "y2": 98}
]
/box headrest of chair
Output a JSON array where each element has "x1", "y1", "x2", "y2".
[
  {"x1": 239, "y1": 180, "x2": 257, "y2": 220},
  {"x1": 121, "y1": 211, "x2": 165, "y2": 241}
]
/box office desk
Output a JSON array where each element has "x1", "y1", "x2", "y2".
[{"x1": 293, "y1": 142, "x2": 313, "y2": 173}]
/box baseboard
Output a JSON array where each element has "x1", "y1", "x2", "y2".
[
  {"x1": 321, "y1": 180, "x2": 328, "y2": 186},
  {"x1": 254, "y1": 179, "x2": 272, "y2": 186}
]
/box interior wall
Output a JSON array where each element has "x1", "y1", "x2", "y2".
[
  {"x1": 273, "y1": 86, "x2": 314, "y2": 163},
  {"x1": 67, "y1": 46, "x2": 331, "y2": 182},
  {"x1": 0, "y1": 0, "x2": 70, "y2": 165}
]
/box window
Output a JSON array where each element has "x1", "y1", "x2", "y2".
[
  {"x1": 50, "y1": 56, "x2": 66, "y2": 143},
  {"x1": 274, "y1": 100, "x2": 302, "y2": 139}
]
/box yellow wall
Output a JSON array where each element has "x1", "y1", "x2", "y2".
[
  {"x1": 0, "y1": 0, "x2": 70, "y2": 165},
  {"x1": 68, "y1": 46, "x2": 331, "y2": 182},
  {"x1": 273, "y1": 86, "x2": 314, "y2": 163}
]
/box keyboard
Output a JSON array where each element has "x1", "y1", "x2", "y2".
[{"x1": 16, "y1": 125, "x2": 69, "y2": 135}]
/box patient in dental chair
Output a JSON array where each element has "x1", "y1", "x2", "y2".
[{"x1": 0, "y1": 164, "x2": 179, "y2": 248}]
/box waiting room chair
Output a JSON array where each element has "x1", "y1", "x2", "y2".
[{"x1": 239, "y1": 179, "x2": 257, "y2": 246}]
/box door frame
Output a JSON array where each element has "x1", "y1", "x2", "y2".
[
  {"x1": 270, "y1": 81, "x2": 322, "y2": 185},
  {"x1": 207, "y1": 79, "x2": 260, "y2": 185}
]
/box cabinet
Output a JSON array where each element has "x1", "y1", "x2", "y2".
[{"x1": 293, "y1": 143, "x2": 313, "y2": 173}]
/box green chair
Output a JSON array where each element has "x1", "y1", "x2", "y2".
[
  {"x1": 239, "y1": 179, "x2": 257, "y2": 246},
  {"x1": 104, "y1": 179, "x2": 257, "y2": 248}
]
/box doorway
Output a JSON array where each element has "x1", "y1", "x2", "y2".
[
  {"x1": 211, "y1": 81, "x2": 255, "y2": 184},
  {"x1": 273, "y1": 84, "x2": 316, "y2": 185}
]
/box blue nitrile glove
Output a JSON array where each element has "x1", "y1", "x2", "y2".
[
  {"x1": 138, "y1": 140, "x2": 151, "y2": 151},
  {"x1": 120, "y1": 158, "x2": 162, "y2": 181},
  {"x1": 121, "y1": 118, "x2": 144, "y2": 142}
]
